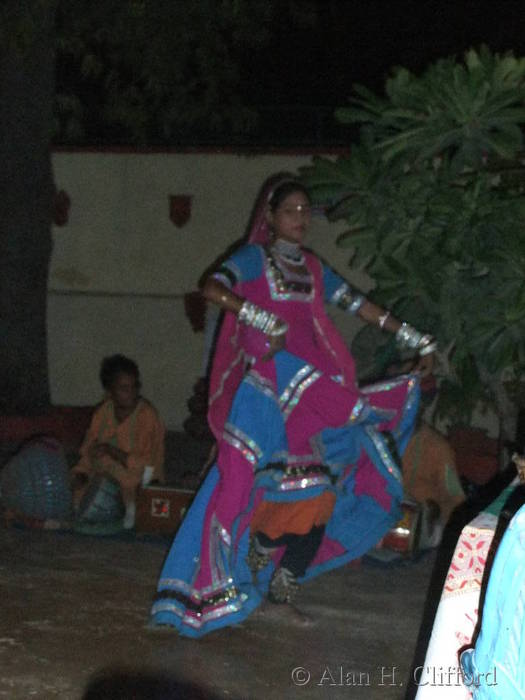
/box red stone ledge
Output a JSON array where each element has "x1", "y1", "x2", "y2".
[{"x1": 0, "y1": 406, "x2": 94, "y2": 451}]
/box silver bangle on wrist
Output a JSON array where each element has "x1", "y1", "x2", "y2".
[
  {"x1": 418, "y1": 335, "x2": 437, "y2": 356},
  {"x1": 396, "y1": 323, "x2": 437, "y2": 355},
  {"x1": 396, "y1": 322, "x2": 423, "y2": 350},
  {"x1": 238, "y1": 300, "x2": 288, "y2": 337},
  {"x1": 267, "y1": 319, "x2": 288, "y2": 337}
]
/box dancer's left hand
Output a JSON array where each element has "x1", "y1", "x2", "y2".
[{"x1": 414, "y1": 352, "x2": 435, "y2": 377}]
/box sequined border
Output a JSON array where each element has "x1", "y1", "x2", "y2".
[
  {"x1": 279, "y1": 474, "x2": 332, "y2": 491},
  {"x1": 223, "y1": 422, "x2": 263, "y2": 466},
  {"x1": 348, "y1": 397, "x2": 367, "y2": 423},
  {"x1": 157, "y1": 573, "x2": 235, "y2": 601},
  {"x1": 263, "y1": 247, "x2": 314, "y2": 302},
  {"x1": 360, "y1": 374, "x2": 418, "y2": 440},
  {"x1": 208, "y1": 347, "x2": 245, "y2": 412},
  {"x1": 365, "y1": 426, "x2": 402, "y2": 484},
  {"x1": 393, "y1": 375, "x2": 418, "y2": 441},
  {"x1": 209, "y1": 514, "x2": 230, "y2": 586},
  {"x1": 152, "y1": 585, "x2": 245, "y2": 627},
  {"x1": 256, "y1": 461, "x2": 336, "y2": 491},
  {"x1": 347, "y1": 396, "x2": 394, "y2": 426},
  {"x1": 279, "y1": 364, "x2": 322, "y2": 420},
  {"x1": 153, "y1": 511, "x2": 246, "y2": 631},
  {"x1": 361, "y1": 373, "x2": 414, "y2": 395},
  {"x1": 244, "y1": 370, "x2": 279, "y2": 404},
  {"x1": 313, "y1": 317, "x2": 344, "y2": 369}
]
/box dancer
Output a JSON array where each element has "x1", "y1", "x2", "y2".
[{"x1": 150, "y1": 174, "x2": 435, "y2": 637}]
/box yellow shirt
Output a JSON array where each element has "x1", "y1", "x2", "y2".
[{"x1": 74, "y1": 398, "x2": 165, "y2": 484}]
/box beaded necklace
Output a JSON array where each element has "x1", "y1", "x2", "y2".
[{"x1": 270, "y1": 237, "x2": 305, "y2": 266}]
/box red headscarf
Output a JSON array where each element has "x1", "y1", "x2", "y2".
[{"x1": 207, "y1": 173, "x2": 296, "y2": 438}]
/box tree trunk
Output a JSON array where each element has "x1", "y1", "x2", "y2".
[{"x1": 0, "y1": 1, "x2": 57, "y2": 414}]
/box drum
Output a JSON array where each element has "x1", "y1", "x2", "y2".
[
  {"x1": 0, "y1": 436, "x2": 72, "y2": 520},
  {"x1": 76, "y1": 475, "x2": 125, "y2": 524}
]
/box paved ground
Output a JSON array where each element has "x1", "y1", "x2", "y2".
[
  {"x1": 0, "y1": 523, "x2": 443, "y2": 700},
  {"x1": 1, "y1": 432, "x2": 504, "y2": 700}
]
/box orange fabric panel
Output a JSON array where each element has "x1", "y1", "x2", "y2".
[{"x1": 250, "y1": 491, "x2": 336, "y2": 539}]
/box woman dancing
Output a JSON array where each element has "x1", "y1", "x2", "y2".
[{"x1": 150, "y1": 174, "x2": 435, "y2": 637}]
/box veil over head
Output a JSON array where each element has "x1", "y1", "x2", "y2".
[
  {"x1": 207, "y1": 172, "x2": 355, "y2": 439},
  {"x1": 207, "y1": 173, "x2": 298, "y2": 437},
  {"x1": 246, "y1": 172, "x2": 302, "y2": 245}
]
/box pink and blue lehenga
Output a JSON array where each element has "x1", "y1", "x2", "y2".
[{"x1": 150, "y1": 243, "x2": 419, "y2": 637}]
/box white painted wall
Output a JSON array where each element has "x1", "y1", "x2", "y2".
[{"x1": 48, "y1": 150, "x2": 372, "y2": 430}]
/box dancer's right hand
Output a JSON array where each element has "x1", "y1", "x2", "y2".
[{"x1": 262, "y1": 329, "x2": 286, "y2": 361}]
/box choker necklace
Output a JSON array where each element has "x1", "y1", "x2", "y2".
[{"x1": 271, "y1": 237, "x2": 305, "y2": 266}]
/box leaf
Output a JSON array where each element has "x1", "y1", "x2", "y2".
[
  {"x1": 335, "y1": 107, "x2": 378, "y2": 124},
  {"x1": 337, "y1": 229, "x2": 374, "y2": 249},
  {"x1": 305, "y1": 45, "x2": 525, "y2": 425}
]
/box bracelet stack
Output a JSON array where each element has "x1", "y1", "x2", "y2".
[
  {"x1": 332, "y1": 284, "x2": 366, "y2": 315},
  {"x1": 238, "y1": 301, "x2": 288, "y2": 337},
  {"x1": 396, "y1": 322, "x2": 437, "y2": 356},
  {"x1": 419, "y1": 335, "x2": 437, "y2": 356}
]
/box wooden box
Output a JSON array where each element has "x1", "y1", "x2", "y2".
[{"x1": 135, "y1": 485, "x2": 195, "y2": 535}]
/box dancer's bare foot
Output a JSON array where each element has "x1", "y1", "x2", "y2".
[
  {"x1": 282, "y1": 603, "x2": 315, "y2": 627},
  {"x1": 255, "y1": 599, "x2": 315, "y2": 627}
]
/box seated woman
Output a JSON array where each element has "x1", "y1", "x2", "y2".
[
  {"x1": 71, "y1": 354, "x2": 165, "y2": 529},
  {"x1": 150, "y1": 174, "x2": 436, "y2": 637}
]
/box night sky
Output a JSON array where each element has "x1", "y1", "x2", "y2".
[
  {"x1": 233, "y1": 0, "x2": 525, "y2": 143},
  {"x1": 252, "y1": 0, "x2": 525, "y2": 105}
]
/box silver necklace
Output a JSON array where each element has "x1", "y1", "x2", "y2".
[{"x1": 271, "y1": 237, "x2": 305, "y2": 266}]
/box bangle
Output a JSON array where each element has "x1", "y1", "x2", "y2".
[
  {"x1": 267, "y1": 319, "x2": 288, "y2": 337},
  {"x1": 378, "y1": 311, "x2": 390, "y2": 330},
  {"x1": 418, "y1": 335, "x2": 437, "y2": 356},
  {"x1": 332, "y1": 285, "x2": 365, "y2": 315},
  {"x1": 396, "y1": 323, "x2": 437, "y2": 355},
  {"x1": 238, "y1": 300, "x2": 288, "y2": 337},
  {"x1": 396, "y1": 322, "x2": 423, "y2": 350}
]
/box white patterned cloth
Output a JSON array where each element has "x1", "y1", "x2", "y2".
[{"x1": 415, "y1": 511, "x2": 498, "y2": 699}]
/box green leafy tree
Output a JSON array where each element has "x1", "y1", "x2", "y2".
[
  {"x1": 53, "y1": 0, "x2": 274, "y2": 145},
  {"x1": 301, "y1": 47, "x2": 525, "y2": 442}
]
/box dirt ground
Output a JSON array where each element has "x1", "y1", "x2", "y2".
[
  {"x1": 2, "y1": 432, "x2": 481, "y2": 700},
  {"x1": 0, "y1": 520, "x2": 445, "y2": 700}
]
